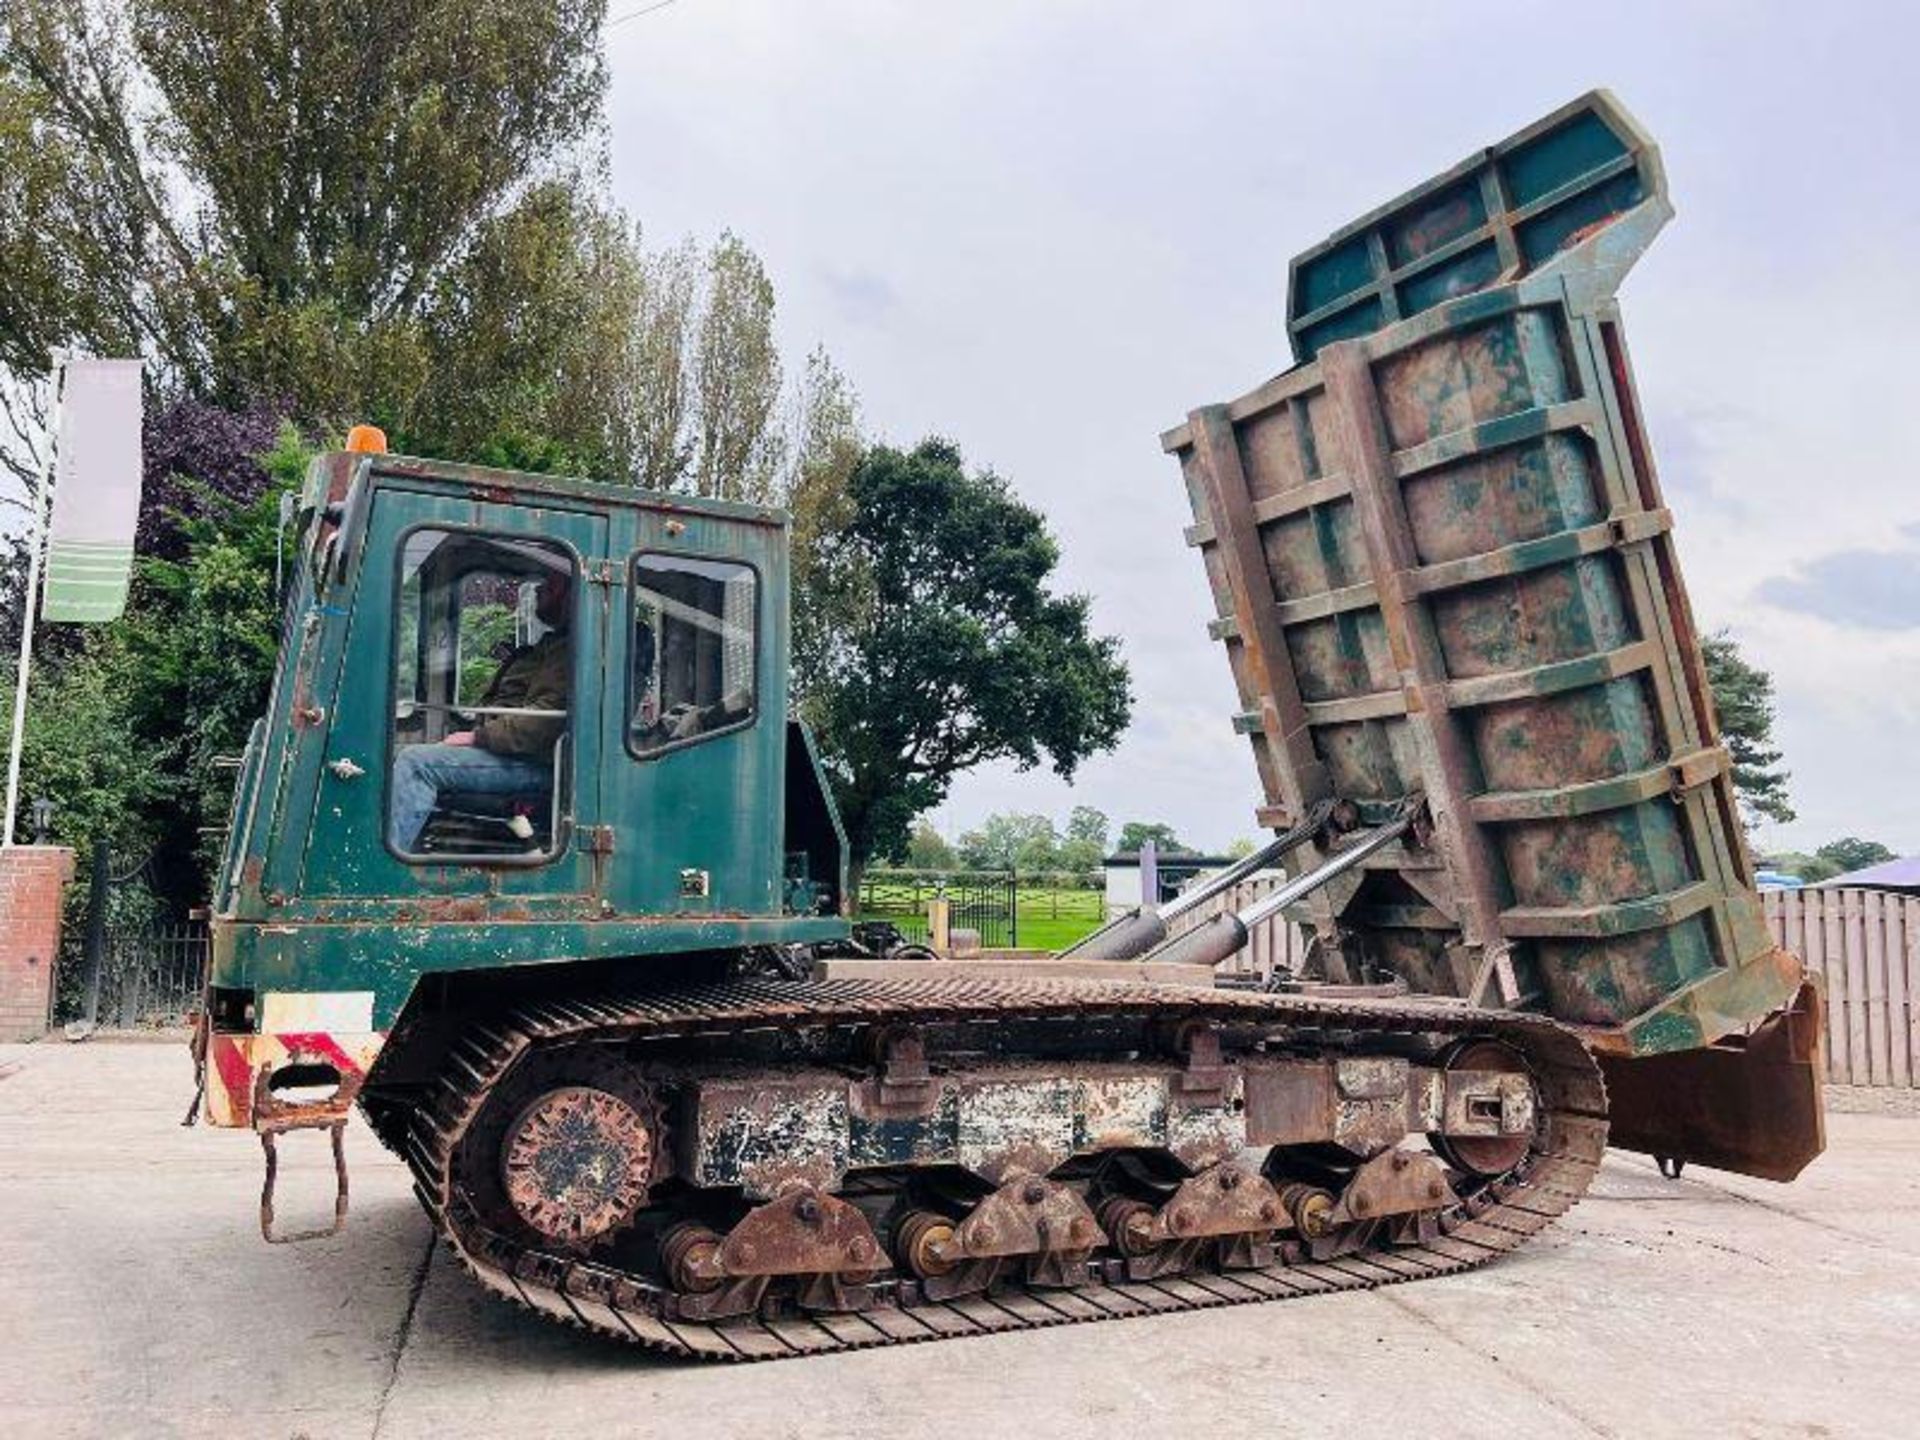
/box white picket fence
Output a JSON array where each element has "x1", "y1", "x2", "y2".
[
  {"x1": 1176, "y1": 878, "x2": 1918, "y2": 1090},
  {"x1": 1765, "y1": 887, "x2": 1920, "y2": 1088}
]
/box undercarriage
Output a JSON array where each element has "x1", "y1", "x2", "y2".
[{"x1": 363, "y1": 975, "x2": 1606, "y2": 1360}]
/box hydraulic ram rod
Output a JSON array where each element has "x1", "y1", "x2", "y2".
[
  {"x1": 1136, "y1": 812, "x2": 1416, "y2": 972},
  {"x1": 1060, "y1": 802, "x2": 1333, "y2": 962}
]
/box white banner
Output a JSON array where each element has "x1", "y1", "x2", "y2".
[{"x1": 44, "y1": 357, "x2": 144, "y2": 622}]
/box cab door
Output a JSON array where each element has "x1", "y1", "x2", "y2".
[
  {"x1": 599, "y1": 506, "x2": 786, "y2": 919},
  {"x1": 300, "y1": 485, "x2": 608, "y2": 907}
]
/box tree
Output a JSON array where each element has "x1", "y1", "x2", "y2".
[
  {"x1": 1066, "y1": 805, "x2": 1110, "y2": 849},
  {"x1": 1701, "y1": 631, "x2": 1794, "y2": 828},
  {"x1": 1057, "y1": 805, "x2": 1110, "y2": 872},
  {"x1": 903, "y1": 820, "x2": 955, "y2": 871},
  {"x1": 0, "y1": 0, "x2": 625, "y2": 484},
  {"x1": 798, "y1": 439, "x2": 1132, "y2": 876},
  {"x1": 2, "y1": 635, "x2": 169, "y2": 853},
  {"x1": 957, "y1": 813, "x2": 1060, "y2": 873},
  {"x1": 411, "y1": 182, "x2": 647, "y2": 477},
  {"x1": 117, "y1": 427, "x2": 314, "y2": 891},
  {"x1": 619, "y1": 231, "x2": 789, "y2": 499},
  {"x1": 787, "y1": 349, "x2": 867, "y2": 712},
  {"x1": 1118, "y1": 821, "x2": 1190, "y2": 856},
  {"x1": 1816, "y1": 838, "x2": 1896, "y2": 875}
]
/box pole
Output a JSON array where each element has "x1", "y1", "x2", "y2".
[
  {"x1": 3, "y1": 358, "x2": 62, "y2": 847},
  {"x1": 1233, "y1": 815, "x2": 1413, "y2": 930},
  {"x1": 83, "y1": 836, "x2": 109, "y2": 1027}
]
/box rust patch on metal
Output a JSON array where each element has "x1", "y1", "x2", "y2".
[
  {"x1": 692, "y1": 1077, "x2": 850, "y2": 1198},
  {"x1": 501, "y1": 1085, "x2": 653, "y2": 1245},
  {"x1": 1145, "y1": 1161, "x2": 1285, "y2": 1243},
  {"x1": 716, "y1": 1187, "x2": 882, "y2": 1278},
  {"x1": 1331, "y1": 1147, "x2": 1455, "y2": 1223},
  {"x1": 250, "y1": 1049, "x2": 367, "y2": 1133},
  {"x1": 667, "y1": 1189, "x2": 884, "y2": 1320},
  {"x1": 920, "y1": 1173, "x2": 1104, "y2": 1299},
  {"x1": 1433, "y1": 1042, "x2": 1536, "y2": 1176},
  {"x1": 1244, "y1": 1057, "x2": 1337, "y2": 1146},
  {"x1": 946, "y1": 1174, "x2": 1102, "y2": 1262},
  {"x1": 1600, "y1": 980, "x2": 1826, "y2": 1182},
  {"x1": 955, "y1": 1076, "x2": 1074, "y2": 1181}
]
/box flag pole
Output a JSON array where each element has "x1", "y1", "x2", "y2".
[{"x1": 3, "y1": 356, "x2": 64, "y2": 847}]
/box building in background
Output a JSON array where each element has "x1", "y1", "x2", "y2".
[
  {"x1": 1819, "y1": 856, "x2": 1920, "y2": 896},
  {"x1": 1101, "y1": 851, "x2": 1281, "y2": 917}
]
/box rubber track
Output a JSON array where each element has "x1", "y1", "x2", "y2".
[{"x1": 399, "y1": 977, "x2": 1608, "y2": 1361}]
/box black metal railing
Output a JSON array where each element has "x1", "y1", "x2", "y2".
[{"x1": 57, "y1": 921, "x2": 209, "y2": 1030}]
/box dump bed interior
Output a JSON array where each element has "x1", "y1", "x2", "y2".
[{"x1": 1163, "y1": 92, "x2": 1803, "y2": 1062}]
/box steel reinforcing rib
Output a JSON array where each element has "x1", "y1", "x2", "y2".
[{"x1": 399, "y1": 977, "x2": 1607, "y2": 1362}]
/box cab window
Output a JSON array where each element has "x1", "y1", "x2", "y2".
[
  {"x1": 630, "y1": 554, "x2": 757, "y2": 756},
  {"x1": 388, "y1": 529, "x2": 576, "y2": 859}
]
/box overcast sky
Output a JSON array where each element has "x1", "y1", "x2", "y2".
[{"x1": 605, "y1": 0, "x2": 1920, "y2": 857}]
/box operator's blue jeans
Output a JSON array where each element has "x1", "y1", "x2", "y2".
[{"x1": 389, "y1": 743, "x2": 551, "y2": 852}]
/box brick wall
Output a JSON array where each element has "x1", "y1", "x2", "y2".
[{"x1": 0, "y1": 846, "x2": 77, "y2": 1042}]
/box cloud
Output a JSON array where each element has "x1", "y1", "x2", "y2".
[
  {"x1": 1756, "y1": 542, "x2": 1920, "y2": 632},
  {"x1": 817, "y1": 265, "x2": 899, "y2": 327},
  {"x1": 1641, "y1": 403, "x2": 1753, "y2": 522}
]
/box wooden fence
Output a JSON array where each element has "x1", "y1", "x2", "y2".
[
  {"x1": 1166, "y1": 874, "x2": 1310, "y2": 983},
  {"x1": 1176, "y1": 879, "x2": 1918, "y2": 1090},
  {"x1": 1765, "y1": 887, "x2": 1919, "y2": 1088}
]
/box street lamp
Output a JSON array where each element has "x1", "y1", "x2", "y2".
[{"x1": 29, "y1": 796, "x2": 52, "y2": 844}]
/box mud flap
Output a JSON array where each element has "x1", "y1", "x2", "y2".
[{"x1": 1597, "y1": 981, "x2": 1825, "y2": 1183}]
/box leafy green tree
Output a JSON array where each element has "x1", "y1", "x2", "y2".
[
  {"x1": 1057, "y1": 805, "x2": 1110, "y2": 872},
  {"x1": 903, "y1": 820, "x2": 956, "y2": 871},
  {"x1": 115, "y1": 427, "x2": 313, "y2": 889},
  {"x1": 1701, "y1": 631, "x2": 1794, "y2": 828},
  {"x1": 1118, "y1": 820, "x2": 1189, "y2": 856},
  {"x1": 1, "y1": 0, "x2": 605, "y2": 412},
  {"x1": 1815, "y1": 837, "x2": 1896, "y2": 875},
  {"x1": 958, "y1": 813, "x2": 1060, "y2": 873},
  {"x1": 3, "y1": 0, "x2": 813, "y2": 502},
  {"x1": 1066, "y1": 805, "x2": 1110, "y2": 849},
  {"x1": 784, "y1": 347, "x2": 864, "y2": 707},
  {"x1": 2, "y1": 635, "x2": 168, "y2": 854},
  {"x1": 798, "y1": 439, "x2": 1131, "y2": 879},
  {"x1": 412, "y1": 183, "x2": 646, "y2": 477},
  {"x1": 0, "y1": 1, "x2": 794, "y2": 495}
]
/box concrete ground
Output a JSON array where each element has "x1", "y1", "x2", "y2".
[{"x1": 4, "y1": 1041, "x2": 1916, "y2": 1440}]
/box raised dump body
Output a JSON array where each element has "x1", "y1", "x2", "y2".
[{"x1": 1163, "y1": 92, "x2": 1821, "y2": 1179}]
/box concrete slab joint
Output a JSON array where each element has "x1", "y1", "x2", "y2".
[{"x1": 0, "y1": 845, "x2": 77, "y2": 1041}]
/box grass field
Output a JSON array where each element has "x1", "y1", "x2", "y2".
[
  {"x1": 1012, "y1": 887, "x2": 1106, "y2": 950},
  {"x1": 854, "y1": 880, "x2": 1106, "y2": 953}
]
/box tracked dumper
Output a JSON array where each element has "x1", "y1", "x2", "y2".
[{"x1": 191, "y1": 91, "x2": 1821, "y2": 1360}]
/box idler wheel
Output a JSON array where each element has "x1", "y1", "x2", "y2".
[
  {"x1": 894, "y1": 1209, "x2": 959, "y2": 1278},
  {"x1": 1096, "y1": 1196, "x2": 1159, "y2": 1257},
  {"x1": 499, "y1": 1085, "x2": 653, "y2": 1246},
  {"x1": 1277, "y1": 1182, "x2": 1335, "y2": 1239},
  {"x1": 661, "y1": 1221, "x2": 725, "y2": 1294},
  {"x1": 1430, "y1": 1039, "x2": 1535, "y2": 1179}
]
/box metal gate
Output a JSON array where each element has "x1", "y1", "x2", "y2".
[
  {"x1": 856, "y1": 870, "x2": 1018, "y2": 949},
  {"x1": 56, "y1": 917, "x2": 208, "y2": 1029}
]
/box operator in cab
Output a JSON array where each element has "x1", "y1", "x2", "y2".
[{"x1": 388, "y1": 568, "x2": 571, "y2": 853}]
